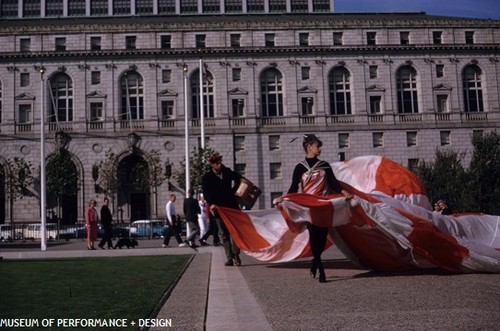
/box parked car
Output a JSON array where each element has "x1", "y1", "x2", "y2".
[
  {"x1": 0, "y1": 224, "x2": 24, "y2": 241},
  {"x1": 24, "y1": 223, "x2": 59, "y2": 241},
  {"x1": 73, "y1": 224, "x2": 129, "y2": 239},
  {"x1": 129, "y1": 220, "x2": 168, "y2": 238}
]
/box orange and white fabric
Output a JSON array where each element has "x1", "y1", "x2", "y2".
[{"x1": 217, "y1": 155, "x2": 500, "y2": 273}]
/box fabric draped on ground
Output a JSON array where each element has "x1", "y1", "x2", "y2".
[{"x1": 217, "y1": 155, "x2": 500, "y2": 273}]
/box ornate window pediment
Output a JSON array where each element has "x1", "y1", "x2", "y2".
[
  {"x1": 366, "y1": 85, "x2": 386, "y2": 93},
  {"x1": 298, "y1": 86, "x2": 318, "y2": 94},
  {"x1": 228, "y1": 88, "x2": 248, "y2": 96},
  {"x1": 87, "y1": 91, "x2": 107, "y2": 98},
  {"x1": 15, "y1": 93, "x2": 35, "y2": 100},
  {"x1": 158, "y1": 89, "x2": 178, "y2": 97},
  {"x1": 433, "y1": 84, "x2": 452, "y2": 91}
]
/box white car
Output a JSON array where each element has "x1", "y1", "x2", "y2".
[
  {"x1": 129, "y1": 220, "x2": 167, "y2": 238},
  {"x1": 0, "y1": 224, "x2": 24, "y2": 241},
  {"x1": 24, "y1": 223, "x2": 59, "y2": 241}
]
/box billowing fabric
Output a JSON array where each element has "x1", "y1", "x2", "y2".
[{"x1": 217, "y1": 155, "x2": 500, "y2": 273}]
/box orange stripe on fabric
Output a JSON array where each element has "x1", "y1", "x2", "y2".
[
  {"x1": 217, "y1": 206, "x2": 271, "y2": 251},
  {"x1": 375, "y1": 158, "x2": 427, "y2": 197}
]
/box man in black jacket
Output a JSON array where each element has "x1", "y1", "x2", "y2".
[
  {"x1": 183, "y1": 188, "x2": 201, "y2": 248},
  {"x1": 98, "y1": 197, "x2": 113, "y2": 249},
  {"x1": 202, "y1": 153, "x2": 242, "y2": 266}
]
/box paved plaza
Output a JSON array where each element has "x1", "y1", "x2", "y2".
[{"x1": 1, "y1": 239, "x2": 499, "y2": 330}]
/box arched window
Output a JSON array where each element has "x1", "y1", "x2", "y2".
[
  {"x1": 329, "y1": 67, "x2": 351, "y2": 115},
  {"x1": 49, "y1": 73, "x2": 73, "y2": 122},
  {"x1": 260, "y1": 68, "x2": 283, "y2": 117},
  {"x1": 120, "y1": 71, "x2": 144, "y2": 120},
  {"x1": 190, "y1": 69, "x2": 214, "y2": 119},
  {"x1": 463, "y1": 65, "x2": 484, "y2": 112},
  {"x1": 396, "y1": 66, "x2": 419, "y2": 114}
]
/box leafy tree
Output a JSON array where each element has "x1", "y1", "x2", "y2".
[
  {"x1": 133, "y1": 149, "x2": 166, "y2": 191},
  {"x1": 46, "y1": 150, "x2": 79, "y2": 219},
  {"x1": 95, "y1": 149, "x2": 119, "y2": 195},
  {"x1": 174, "y1": 146, "x2": 216, "y2": 193},
  {"x1": 468, "y1": 131, "x2": 500, "y2": 214},
  {"x1": 415, "y1": 150, "x2": 471, "y2": 213}
]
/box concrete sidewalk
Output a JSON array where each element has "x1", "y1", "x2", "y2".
[{"x1": 2, "y1": 239, "x2": 500, "y2": 330}]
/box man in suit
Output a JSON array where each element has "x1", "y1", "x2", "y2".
[
  {"x1": 202, "y1": 153, "x2": 242, "y2": 266},
  {"x1": 98, "y1": 197, "x2": 113, "y2": 249}
]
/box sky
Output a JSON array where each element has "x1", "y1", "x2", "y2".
[{"x1": 335, "y1": 0, "x2": 500, "y2": 20}]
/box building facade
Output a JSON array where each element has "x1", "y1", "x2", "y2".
[{"x1": 0, "y1": 7, "x2": 499, "y2": 224}]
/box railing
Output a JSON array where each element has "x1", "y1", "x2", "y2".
[
  {"x1": 16, "y1": 123, "x2": 33, "y2": 132},
  {"x1": 300, "y1": 116, "x2": 315, "y2": 125},
  {"x1": 49, "y1": 122, "x2": 75, "y2": 131},
  {"x1": 465, "y1": 112, "x2": 488, "y2": 121},
  {"x1": 159, "y1": 119, "x2": 176, "y2": 128},
  {"x1": 329, "y1": 115, "x2": 355, "y2": 124},
  {"x1": 368, "y1": 114, "x2": 384, "y2": 123},
  {"x1": 436, "y1": 113, "x2": 450, "y2": 121},
  {"x1": 191, "y1": 118, "x2": 216, "y2": 127},
  {"x1": 398, "y1": 114, "x2": 422, "y2": 122},
  {"x1": 88, "y1": 121, "x2": 104, "y2": 130},
  {"x1": 261, "y1": 117, "x2": 286, "y2": 126},
  {"x1": 230, "y1": 118, "x2": 246, "y2": 126}
]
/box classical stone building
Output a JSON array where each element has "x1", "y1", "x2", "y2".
[{"x1": 0, "y1": 2, "x2": 499, "y2": 224}]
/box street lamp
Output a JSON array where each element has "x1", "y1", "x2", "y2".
[{"x1": 35, "y1": 65, "x2": 47, "y2": 251}]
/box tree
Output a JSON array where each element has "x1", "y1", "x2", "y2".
[
  {"x1": 95, "y1": 149, "x2": 119, "y2": 195},
  {"x1": 468, "y1": 131, "x2": 500, "y2": 214},
  {"x1": 174, "y1": 146, "x2": 216, "y2": 193},
  {"x1": 46, "y1": 149, "x2": 79, "y2": 220},
  {"x1": 134, "y1": 149, "x2": 166, "y2": 191},
  {"x1": 415, "y1": 150, "x2": 471, "y2": 213}
]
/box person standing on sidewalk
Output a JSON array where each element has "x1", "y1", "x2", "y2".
[
  {"x1": 202, "y1": 153, "x2": 242, "y2": 266},
  {"x1": 184, "y1": 188, "x2": 201, "y2": 248},
  {"x1": 85, "y1": 199, "x2": 99, "y2": 250},
  {"x1": 98, "y1": 197, "x2": 114, "y2": 249},
  {"x1": 163, "y1": 194, "x2": 186, "y2": 248},
  {"x1": 275, "y1": 135, "x2": 352, "y2": 283}
]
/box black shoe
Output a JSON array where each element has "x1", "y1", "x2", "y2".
[
  {"x1": 225, "y1": 259, "x2": 234, "y2": 266},
  {"x1": 319, "y1": 273, "x2": 326, "y2": 283},
  {"x1": 310, "y1": 259, "x2": 317, "y2": 278},
  {"x1": 199, "y1": 239, "x2": 208, "y2": 246},
  {"x1": 233, "y1": 254, "x2": 241, "y2": 266}
]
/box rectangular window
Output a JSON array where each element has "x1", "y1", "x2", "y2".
[
  {"x1": 55, "y1": 37, "x2": 66, "y2": 51},
  {"x1": 408, "y1": 158, "x2": 419, "y2": 172},
  {"x1": 338, "y1": 133, "x2": 349, "y2": 149},
  {"x1": 18, "y1": 104, "x2": 32, "y2": 123},
  {"x1": 436, "y1": 95, "x2": 448, "y2": 113},
  {"x1": 301, "y1": 97, "x2": 314, "y2": 116},
  {"x1": 269, "y1": 135, "x2": 280, "y2": 150},
  {"x1": 91, "y1": 71, "x2": 101, "y2": 85},
  {"x1": 465, "y1": 31, "x2": 475, "y2": 44},
  {"x1": 230, "y1": 34, "x2": 241, "y2": 48},
  {"x1": 440, "y1": 131, "x2": 451, "y2": 146},
  {"x1": 89, "y1": 102, "x2": 103, "y2": 121},
  {"x1": 270, "y1": 162, "x2": 282, "y2": 179},
  {"x1": 126, "y1": 36, "x2": 136, "y2": 49},
  {"x1": 234, "y1": 163, "x2": 246, "y2": 177},
  {"x1": 301, "y1": 66, "x2": 310, "y2": 80},
  {"x1": 234, "y1": 136, "x2": 245, "y2": 151},
  {"x1": 160, "y1": 35, "x2": 171, "y2": 49},
  {"x1": 20, "y1": 73, "x2": 30, "y2": 87},
  {"x1": 373, "y1": 132, "x2": 384, "y2": 147},
  {"x1": 162, "y1": 69, "x2": 171, "y2": 83},
  {"x1": 367, "y1": 32, "x2": 377, "y2": 45},
  {"x1": 160, "y1": 100, "x2": 174, "y2": 119},
  {"x1": 432, "y1": 31, "x2": 442, "y2": 45},
  {"x1": 90, "y1": 36, "x2": 101, "y2": 51},
  {"x1": 400, "y1": 31, "x2": 410, "y2": 45},
  {"x1": 369, "y1": 65, "x2": 378, "y2": 79},
  {"x1": 231, "y1": 99, "x2": 244, "y2": 117},
  {"x1": 369, "y1": 96, "x2": 382, "y2": 114},
  {"x1": 436, "y1": 64, "x2": 444, "y2": 78},
  {"x1": 333, "y1": 32, "x2": 343, "y2": 46},
  {"x1": 232, "y1": 68, "x2": 241, "y2": 82},
  {"x1": 20, "y1": 38, "x2": 31, "y2": 52},
  {"x1": 299, "y1": 33, "x2": 309, "y2": 46},
  {"x1": 265, "y1": 33, "x2": 275, "y2": 47},
  {"x1": 406, "y1": 131, "x2": 417, "y2": 147},
  {"x1": 196, "y1": 34, "x2": 206, "y2": 48}
]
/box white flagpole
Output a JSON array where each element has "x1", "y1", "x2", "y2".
[
  {"x1": 39, "y1": 67, "x2": 47, "y2": 251},
  {"x1": 184, "y1": 65, "x2": 190, "y2": 197},
  {"x1": 199, "y1": 58, "x2": 205, "y2": 148}
]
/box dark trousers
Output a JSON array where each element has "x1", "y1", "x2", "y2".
[
  {"x1": 163, "y1": 221, "x2": 183, "y2": 246},
  {"x1": 307, "y1": 223, "x2": 328, "y2": 276},
  {"x1": 98, "y1": 226, "x2": 113, "y2": 248},
  {"x1": 216, "y1": 217, "x2": 240, "y2": 260},
  {"x1": 186, "y1": 221, "x2": 200, "y2": 243},
  {"x1": 200, "y1": 217, "x2": 220, "y2": 244}
]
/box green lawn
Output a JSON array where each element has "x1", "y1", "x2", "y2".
[{"x1": 0, "y1": 255, "x2": 191, "y2": 330}]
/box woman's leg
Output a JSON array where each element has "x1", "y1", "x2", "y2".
[{"x1": 307, "y1": 224, "x2": 328, "y2": 282}]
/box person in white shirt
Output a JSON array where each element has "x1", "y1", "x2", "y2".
[
  {"x1": 162, "y1": 194, "x2": 186, "y2": 247},
  {"x1": 198, "y1": 193, "x2": 209, "y2": 246}
]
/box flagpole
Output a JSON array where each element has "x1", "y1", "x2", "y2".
[
  {"x1": 183, "y1": 64, "x2": 190, "y2": 197},
  {"x1": 199, "y1": 58, "x2": 205, "y2": 148},
  {"x1": 38, "y1": 66, "x2": 47, "y2": 251}
]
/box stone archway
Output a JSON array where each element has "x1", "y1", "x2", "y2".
[{"x1": 117, "y1": 153, "x2": 150, "y2": 222}]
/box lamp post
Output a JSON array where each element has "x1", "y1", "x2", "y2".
[
  {"x1": 36, "y1": 65, "x2": 47, "y2": 251},
  {"x1": 183, "y1": 64, "x2": 190, "y2": 197}
]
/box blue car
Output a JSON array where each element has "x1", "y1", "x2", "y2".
[{"x1": 129, "y1": 220, "x2": 168, "y2": 238}]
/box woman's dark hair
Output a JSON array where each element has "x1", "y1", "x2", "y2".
[{"x1": 302, "y1": 134, "x2": 322, "y2": 152}]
